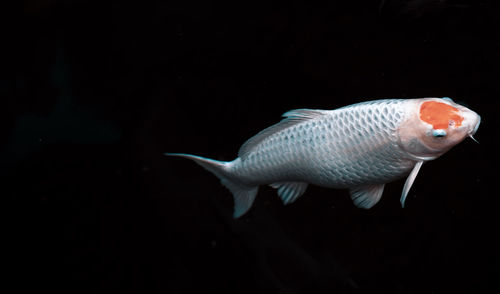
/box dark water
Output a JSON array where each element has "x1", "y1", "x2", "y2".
[{"x1": 5, "y1": 1, "x2": 499, "y2": 293}]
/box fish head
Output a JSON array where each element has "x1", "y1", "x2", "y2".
[{"x1": 397, "y1": 97, "x2": 481, "y2": 161}]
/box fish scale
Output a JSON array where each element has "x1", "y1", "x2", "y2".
[
  {"x1": 234, "y1": 100, "x2": 411, "y2": 196},
  {"x1": 166, "y1": 97, "x2": 480, "y2": 218}
]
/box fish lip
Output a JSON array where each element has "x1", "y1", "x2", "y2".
[{"x1": 470, "y1": 115, "x2": 481, "y2": 135}]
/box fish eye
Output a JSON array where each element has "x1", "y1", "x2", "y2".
[{"x1": 432, "y1": 129, "x2": 447, "y2": 137}]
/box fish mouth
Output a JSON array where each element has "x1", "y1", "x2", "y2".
[
  {"x1": 468, "y1": 114, "x2": 481, "y2": 143},
  {"x1": 471, "y1": 115, "x2": 481, "y2": 135}
]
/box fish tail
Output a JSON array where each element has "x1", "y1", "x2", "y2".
[{"x1": 165, "y1": 153, "x2": 258, "y2": 218}]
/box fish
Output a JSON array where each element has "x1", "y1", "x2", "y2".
[{"x1": 166, "y1": 97, "x2": 480, "y2": 218}]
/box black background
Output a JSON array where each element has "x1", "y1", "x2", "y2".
[{"x1": 4, "y1": 0, "x2": 500, "y2": 293}]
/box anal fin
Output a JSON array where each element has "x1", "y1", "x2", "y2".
[
  {"x1": 270, "y1": 182, "x2": 308, "y2": 204},
  {"x1": 350, "y1": 184, "x2": 385, "y2": 209}
]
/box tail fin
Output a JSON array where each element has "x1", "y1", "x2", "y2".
[{"x1": 165, "y1": 153, "x2": 258, "y2": 218}]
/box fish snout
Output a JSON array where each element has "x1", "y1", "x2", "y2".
[{"x1": 463, "y1": 110, "x2": 481, "y2": 136}]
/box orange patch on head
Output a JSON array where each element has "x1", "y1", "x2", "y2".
[{"x1": 419, "y1": 101, "x2": 464, "y2": 129}]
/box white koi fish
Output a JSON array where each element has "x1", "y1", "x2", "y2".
[{"x1": 166, "y1": 98, "x2": 480, "y2": 218}]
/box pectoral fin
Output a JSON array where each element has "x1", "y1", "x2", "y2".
[
  {"x1": 349, "y1": 184, "x2": 385, "y2": 209},
  {"x1": 400, "y1": 161, "x2": 424, "y2": 208}
]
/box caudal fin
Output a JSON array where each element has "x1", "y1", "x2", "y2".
[{"x1": 165, "y1": 153, "x2": 258, "y2": 218}]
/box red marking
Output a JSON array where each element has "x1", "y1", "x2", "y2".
[{"x1": 419, "y1": 101, "x2": 463, "y2": 129}]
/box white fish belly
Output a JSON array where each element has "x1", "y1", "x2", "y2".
[{"x1": 232, "y1": 99, "x2": 417, "y2": 188}]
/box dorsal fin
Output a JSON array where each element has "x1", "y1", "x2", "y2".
[{"x1": 238, "y1": 109, "x2": 327, "y2": 158}]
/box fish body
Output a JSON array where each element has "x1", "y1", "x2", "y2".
[{"x1": 167, "y1": 98, "x2": 480, "y2": 217}]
